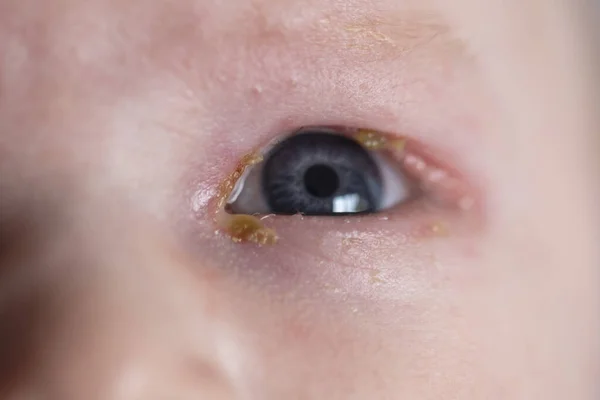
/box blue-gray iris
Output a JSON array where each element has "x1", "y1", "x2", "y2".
[{"x1": 262, "y1": 131, "x2": 384, "y2": 215}]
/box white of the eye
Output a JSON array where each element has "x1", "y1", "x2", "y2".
[
  {"x1": 226, "y1": 163, "x2": 271, "y2": 214},
  {"x1": 373, "y1": 152, "x2": 413, "y2": 211},
  {"x1": 227, "y1": 168, "x2": 250, "y2": 204}
]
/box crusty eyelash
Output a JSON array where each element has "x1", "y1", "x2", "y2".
[{"x1": 210, "y1": 127, "x2": 475, "y2": 246}]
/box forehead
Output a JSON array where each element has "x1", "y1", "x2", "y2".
[
  {"x1": 0, "y1": 0, "x2": 461, "y2": 92},
  {"x1": 0, "y1": 0, "x2": 470, "y2": 173}
]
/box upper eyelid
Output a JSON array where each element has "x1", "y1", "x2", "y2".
[{"x1": 156, "y1": 6, "x2": 479, "y2": 156}]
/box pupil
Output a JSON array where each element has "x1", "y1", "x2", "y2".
[{"x1": 304, "y1": 164, "x2": 339, "y2": 198}]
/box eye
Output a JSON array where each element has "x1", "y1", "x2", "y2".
[{"x1": 226, "y1": 128, "x2": 416, "y2": 216}]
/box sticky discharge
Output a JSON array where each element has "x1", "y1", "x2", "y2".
[
  {"x1": 215, "y1": 130, "x2": 406, "y2": 246},
  {"x1": 214, "y1": 128, "x2": 466, "y2": 245},
  {"x1": 214, "y1": 153, "x2": 279, "y2": 245},
  {"x1": 354, "y1": 129, "x2": 406, "y2": 152}
]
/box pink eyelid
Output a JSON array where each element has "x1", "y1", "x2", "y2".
[
  {"x1": 351, "y1": 128, "x2": 478, "y2": 213},
  {"x1": 401, "y1": 150, "x2": 476, "y2": 212}
]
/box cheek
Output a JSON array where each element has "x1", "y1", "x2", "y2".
[
  {"x1": 182, "y1": 192, "x2": 490, "y2": 397},
  {"x1": 186, "y1": 192, "x2": 485, "y2": 299},
  {"x1": 215, "y1": 247, "x2": 490, "y2": 398}
]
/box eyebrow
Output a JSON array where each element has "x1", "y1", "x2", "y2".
[
  {"x1": 342, "y1": 11, "x2": 454, "y2": 46},
  {"x1": 255, "y1": 3, "x2": 465, "y2": 62},
  {"x1": 343, "y1": 13, "x2": 461, "y2": 58},
  {"x1": 149, "y1": 1, "x2": 464, "y2": 69}
]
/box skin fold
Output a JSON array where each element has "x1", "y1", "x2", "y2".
[{"x1": 0, "y1": 0, "x2": 598, "y2": 399}]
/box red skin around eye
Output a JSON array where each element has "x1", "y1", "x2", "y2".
[
  {"x1": 182, "y1": 126, "x2": 486, "y2": 306},
  {"x1": 205, "y1": 127, "x2": 484, "y2": 249}
]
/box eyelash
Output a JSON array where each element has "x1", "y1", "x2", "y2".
[{"x1": 211, "y1": 127, "x2": 475, "y2": 246}]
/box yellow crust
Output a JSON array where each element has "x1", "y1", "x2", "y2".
[
  {"x1": 214, "y1": 152, "x2": 279, "y2": 245},
  {"x1": 354, "y1": 129, "x2": 389, "y2": 150},
  {"x1": 225, "y1": 214, "x2": 279, "y2": 245},
  {"x1": 215, "y1": 129, "x2": 405, "y2": 246},
  {"x1": 354, "y1": 129, "x2": 406, "y2": 153},
  {"x1": 429, "y1": 222, "x2": 449, "y2": 237}
]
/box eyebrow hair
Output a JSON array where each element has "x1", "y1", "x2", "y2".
[
  {"x1": 341, "y1": 12, "x2": 460, "y2": 55},
  {"x1": 142, "y1": 0, "x2": 468, "y2": 96},
  {"x1": 146, "y1": 1, "x2": 465, "y2": 70},
  {"x1": 344, "y1": 12, "x2": 452, "y2": 44},
  {"x1": 273, "y1": 5, "x2": 466, "y2": 62}
]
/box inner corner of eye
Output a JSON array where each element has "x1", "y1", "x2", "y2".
[{"x1": 224, "y1": 127, "x2": 415, "y2": 217}]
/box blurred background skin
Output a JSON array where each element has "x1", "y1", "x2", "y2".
[{"x1": 0, "y1": 0, "x2": 598, "y2": 399}]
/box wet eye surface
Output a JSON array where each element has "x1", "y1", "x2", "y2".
[
  {"x1": 264, "y1": 132, "x2": 383, "y2": 215},
  {"x1": 226, "y1": 129, "x2": 414, "y2": 216}
]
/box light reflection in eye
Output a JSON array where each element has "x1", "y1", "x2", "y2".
[
  {"x1": 226, "y1": 128, "x2": 416, "y2": 216},
  {"x1": 332, "y1": 193, "x2": 361, "y2": 213}
]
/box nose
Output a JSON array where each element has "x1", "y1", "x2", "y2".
[{"x1": 2, "y1": 213, "x2": 243, "y2": 400}]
